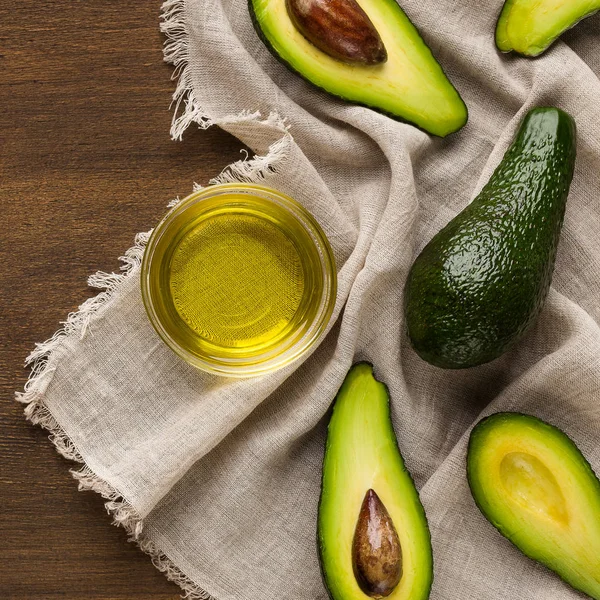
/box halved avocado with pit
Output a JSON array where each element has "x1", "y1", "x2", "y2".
[
  {"x1": 468, "y1": 413, "x2": 600, "y2": 599},
  {"x1": 318, "y1": 363, "x2": 433, "y2": 600},
  {"x1": 249, "y1": 0, "x2": 468, "y2": 137},
  {"x1": 496, "y1": 0, "x2": 600, "y2": 56}
]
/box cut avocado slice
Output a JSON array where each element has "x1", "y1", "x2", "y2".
[
  {"x1": 318, "y1": 363, "x2": 433, "y2": 600},
  {"x1": 468, "y1": 413, "x2": 600, "y2": 599},
  {"x1": 249, "y1": 0, "x2": 468, "y2": 136},
  {"x1": 496, "y1": 0, "x2": 600, "y2": 56}
]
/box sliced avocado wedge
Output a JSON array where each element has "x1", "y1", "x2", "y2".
[
  {"x1": 468, "y1": 413, "x2": 600, "y2": 599},
  {"x1": 249, "y1": 0, "x2": 468, "y2": 136},
  {"x1": 496, "y1": 0, "x2": 600, "y2": 56},
  {"x1": 318, "y1": 363, "x2": 433, "y2": 600}
]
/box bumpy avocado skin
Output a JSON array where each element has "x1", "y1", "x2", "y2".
[
  {"x1": 404, "y1": 107, "x2": 576, "y2": 369},
  {"x1": 467, "y1": 413, "x2": 600, "y2": 599},
  {"x1": 247, "y1": 0, "x2": 467, "y2": 137},
  {"x1": 318, "y1": 363, "x2": 433, "y2": 600}
]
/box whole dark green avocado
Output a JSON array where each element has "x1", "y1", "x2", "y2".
[{"x1": 405, "y1": 107, "x2": 577, "y2": 369}]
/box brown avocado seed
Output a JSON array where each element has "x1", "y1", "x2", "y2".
[
  {"x1": 285, "y1": 0, "x2": 387, "y2": 65},
  {"x1": 352, "y1": 489, "x2": 402, "y2": 598}
]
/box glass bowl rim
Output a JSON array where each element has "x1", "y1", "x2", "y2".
[{"x1": 140, "y1": 183, "x2": 337, "y2": 377}]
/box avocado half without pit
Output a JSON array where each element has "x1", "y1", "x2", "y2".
[
  {"x1": 318, "y1": 363, "x2": 433, "y2": 600},
  {"x1": 496, "y1": 0, "x2": 600, "y2": 57},
  {"x1": 249, "y1": 0, "x2": 468, "y2": 136},
  {"x1": 468, "y1": 413, "x2": 600, "y2": 599}
]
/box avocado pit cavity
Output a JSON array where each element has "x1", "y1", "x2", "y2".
[
  {"x1": 285, "y1": 0, "x2": 387, "y2": 65},
  {"x1": 352, "y1": 489, "x2": 402, "y2": 597},
  {"x1": 499, "y1": 452, "x2": 568, "y2": 524}
]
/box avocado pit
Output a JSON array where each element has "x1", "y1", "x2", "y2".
[
  {"x1": 285, "y1": 0, "x2": 387, "y2": 65},
  {"x1": 352, "y1": 489, "x2": 402, "y2": 598}
]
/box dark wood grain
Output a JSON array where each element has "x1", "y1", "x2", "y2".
[{"x1": 0, "y1": 1, "x2": 244, "y2": 598}]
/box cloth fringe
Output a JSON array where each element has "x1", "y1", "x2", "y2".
[
  {"x1": 166, "y1": 135, "x2": 291, "y2": 212},
  {"x1": 161, "y1": 0, "x2": 212, "y2": 138},
  {"x1": 15, "y1": 232, "x2": 215, "y2": 600},
  {"x1": 15, "y1": 1, "x2": 295, "y2": 597},
  {"x1": 160, "y1": 0, "x2": 289, "y2": 139}
]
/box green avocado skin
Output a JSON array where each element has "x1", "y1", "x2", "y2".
[{"x1": 404, "y1": 107, "x2": 577, "y2": 369}]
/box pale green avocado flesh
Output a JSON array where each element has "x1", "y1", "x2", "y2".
[
  {"x1": 318, "y1": 363, "x2": 433, "y2": 600},
  {"x1": 249, "y1": 0, "x2": 467, "y2": 136},
  {"x1": 468, "y1": 413, "x2": 600, "y2": 599},
  {"x1": 496, "y1": 0, "x2": 600, "y2": 56}
]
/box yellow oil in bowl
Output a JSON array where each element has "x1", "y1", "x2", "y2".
[{"x1": 141, "y1": 184, "x2": 336, "y2": 376}]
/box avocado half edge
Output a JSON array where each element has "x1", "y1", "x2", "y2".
[
  {"x1": 249, "y1": 0, "x2": 468, "y2": 137},
  {"x1": 496, "y1": 0, "x2": 600, "y2": 57},
  {"x1": 468, "y1": 413, "x2": 600, "y2": 599}
]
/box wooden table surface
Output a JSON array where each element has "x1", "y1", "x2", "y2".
[{"x1": 0, "y1": 2, "x2": 244, "y2": 598}]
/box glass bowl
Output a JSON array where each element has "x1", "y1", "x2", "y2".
[{"x1": 141, "y1": 183, "x2": 337, "y2": 377}]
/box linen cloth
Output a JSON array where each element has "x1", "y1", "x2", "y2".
[{"x1": 19, "y1": 0, "x2": 600, "y2": 598}]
